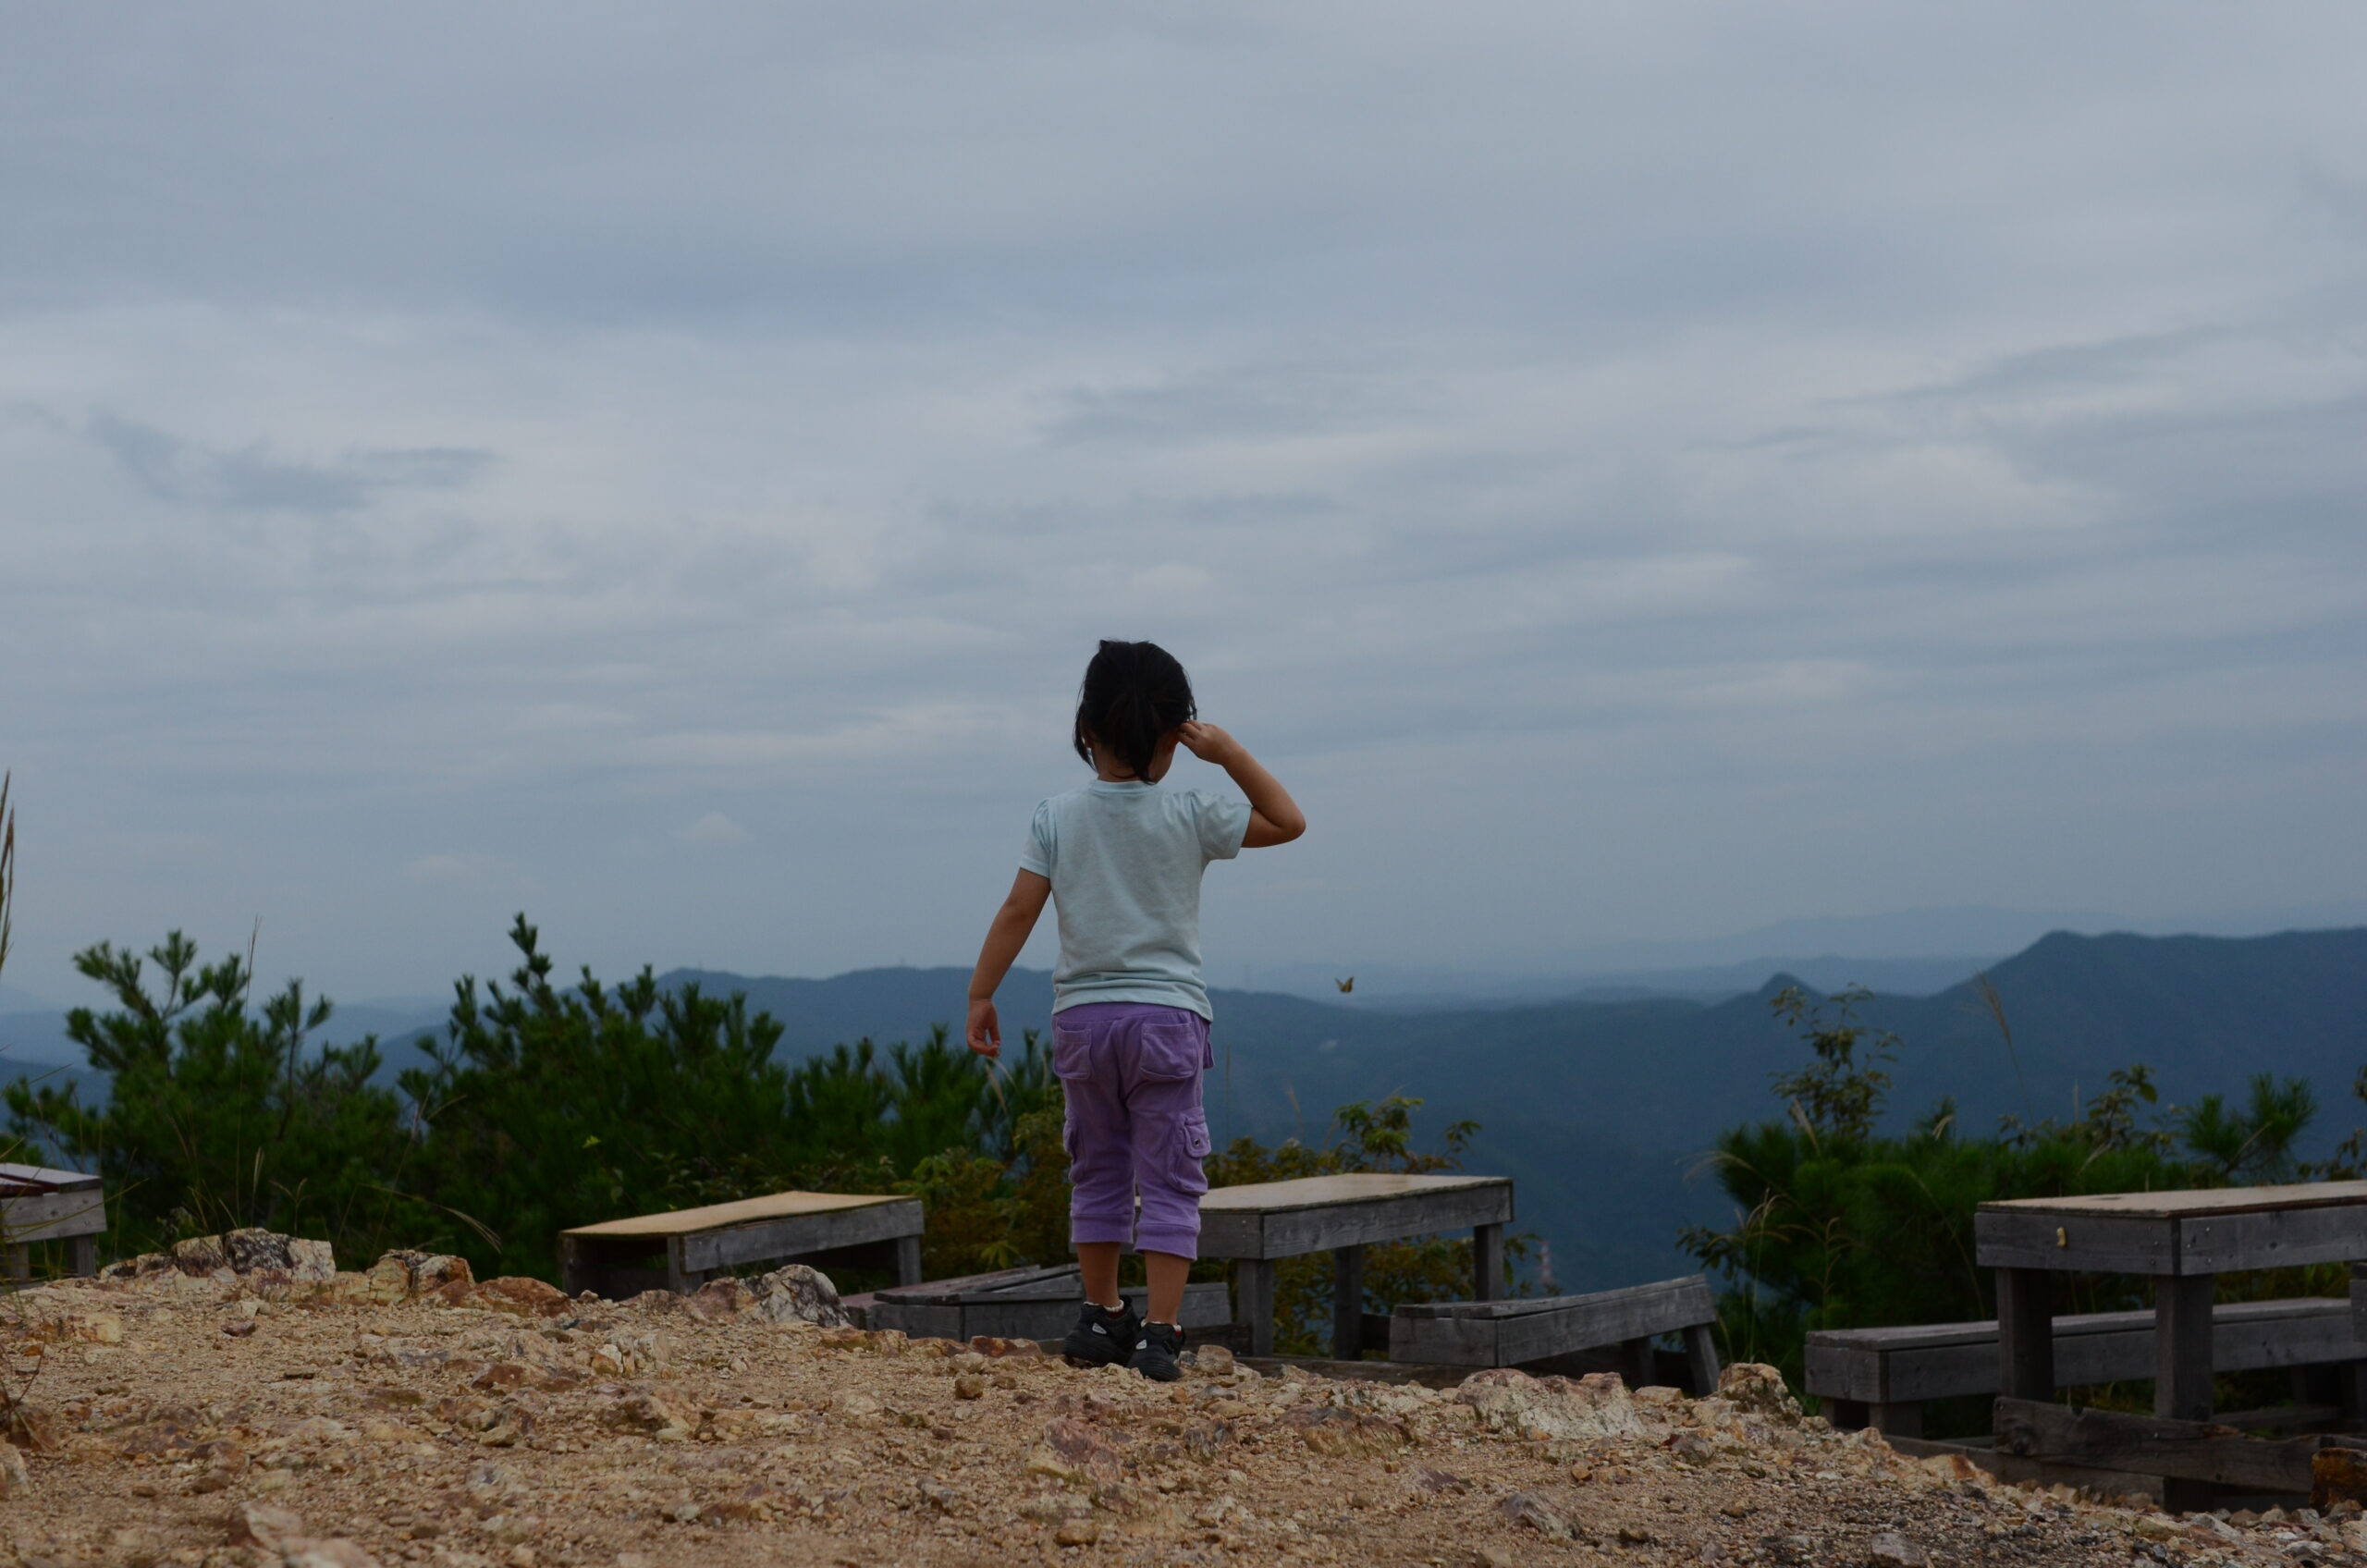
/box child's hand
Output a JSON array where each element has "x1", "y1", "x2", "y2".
[
  {"x1": 1176, "y1": 721, "x2": 1241, "y2": 766},
  {"x1": 966, "y1": 997, "x2": 1001, "y2": 1059}
]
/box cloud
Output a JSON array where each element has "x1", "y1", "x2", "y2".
[
  {"x1": 676, "y1": 813, "x2": 753, "y2": 846},
  {"x1": 0, "y1": 4, "x2": 2361, "y2": 1000},
  {"x1": 86, "y1": 412, "x2": 495, "y2": 513}
]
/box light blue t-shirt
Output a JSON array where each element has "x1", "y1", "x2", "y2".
[{"x1": 1020, "y1": 779, "x2": 1253, "y2": 1020}]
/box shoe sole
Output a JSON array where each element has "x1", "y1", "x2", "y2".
[{"x1": 1061, "y1": 1335, "x2": 1132, "y2": 1369}]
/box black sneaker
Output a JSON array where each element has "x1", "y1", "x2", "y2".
[
  {"x1": 1129, "y1": 1320, "x2": 1184, "y2": 1382},
  {"x1": 1061, "y1": 1300, "x2": 1141, "y2": 1367}
]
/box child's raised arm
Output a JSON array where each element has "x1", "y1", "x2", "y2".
[
  {"x1": 1177, "y1": 722, "x2": 1306, "y2": 848},
  {"x1": 965, "y1": 869, "x2": 1050, "y2": 1058}
]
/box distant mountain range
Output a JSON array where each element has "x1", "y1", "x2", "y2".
[{"x1": 7, "y1": 925, "x2": 2362, "y2": 1292}]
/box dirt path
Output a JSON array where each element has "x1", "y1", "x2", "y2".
[{"x1": 4, "y1": 1263, "x2": 2360, "y2": 1567}]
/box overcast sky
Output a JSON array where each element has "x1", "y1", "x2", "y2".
[{"x1": 2, "y1": 3, "x2": 2361, "y2": 1009}]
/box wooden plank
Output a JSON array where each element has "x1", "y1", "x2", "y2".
[
  {"x1": 1820, "y1": 1317, "x2": 2344, "y2": 1406},
  {"x1": 1811, "y1": 1295, "x2": 2350, "y2": 1354},
  {"x1": 2179, "y1": 1205, "x2": 2367, "y2": 1274},
  {"x1": 1388, "y1": 1277, "x2": 1717, "y2": 1368},
  {"x1": 1982, "y1": 1181, "x2": 2367, "y2": 1220},
  {"x1": 1993, "y1": 1397, "x2": 2361, "y2": 1491},
  {"x1": 1200, "y1": 1183, "x2": 1515, "y2": 1260},
  {"x1": 563, "y1": 1189, "x2": 916, "y2": 1240},
  {"x1": 1332, "y1": 1244, "x2": 1365, "y2": 1362},
  {"x1": 674, "y1": 1198, "x2": 924, "y2": 1273},
  {"x1": 876, "y1": 1264, "x2": 1073, "y2": 1305},
  {"x1": 1473, "y1": 1222, "x2": 1502, "y2": 1303},
  {"x1": 1995, "y1": 1268, "x2": 2054, "y2": 1402},
  {"x1": 1398, "y1": 1276, "x2": 1711, "y2": 1322},
  {"x1": 0, "y1": 1189, "x2": 108, "y2": 1243},
  {"x1": 1807, "y1": 1298, "x2": 2362, "y2": 1405},
  {"x1": 2157, "y1": 1273, "x2": 2216, "y2": 1421},
  {"x1": 1199, "y1": 1172, "x2": 1514, "y2": 1212},
  {"x1": 0, "y1": 1163, "x2": 102, "y2": 1194},
  {"x1": 1975, "y1": 1210, "x2": 2177, "y2": 1273}
]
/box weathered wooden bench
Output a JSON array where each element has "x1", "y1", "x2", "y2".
[
  {"x1": 1, "y1": 1162, "x2": 107, "y2": 1280},
  {"x1": 860, "y1": 1262, "x2": 1232, "y2": 1342},
  {"x1": 1809, "y1": 1296, "x2": 2365, "y2": 1439},
  {"x1": 559, "y1": 1190, "x2": 924, "y2": 1298},
  {"x1": 1390, "y1": 1275, "x2": 1723, "y2": 1392},
  {"x1": 1198, "y1": 1172, "x2": 1515, "y2": 1357}
]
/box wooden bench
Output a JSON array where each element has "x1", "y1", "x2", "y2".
[
  {"x1": 1390, "y1": 1274, "x2": 1723, "y2": 1392},
  {"x1": 559, "y1": 1190, "x2": 924, "y2": 1298},
  {"x1": 1811, "y1": 1297, "x2": 2366, "y2": 1439},
  {"x1": 1198, "y1": 1172, "x2": 1515, "y2": 1357},
  {"x1": 861, "y1": 1262, "x2": 1232, "y2": 1342},
  {"x1": 1, "y1": 1163, "x2": 107, "y2": 1280}
]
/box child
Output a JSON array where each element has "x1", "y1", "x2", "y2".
[{"x1": 965, "y1": 640, "x2": 1306, "y2": 1380}]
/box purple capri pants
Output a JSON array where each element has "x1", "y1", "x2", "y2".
[{"x1": 1054, "y1": 1002, "x2": 1215, "y2": 1259}]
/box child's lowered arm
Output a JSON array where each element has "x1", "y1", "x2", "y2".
[
  {"x1": 1178, "y1": 721, "x2": 1306, "y2": 847},
  {"x1": 965, "y1": 869, "x2": 1050, "y2": 1059}
]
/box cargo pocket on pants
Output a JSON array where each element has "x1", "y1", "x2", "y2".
[{"x1": 1170, "y1": 1109, "x2": 1212, "y2": 1198}]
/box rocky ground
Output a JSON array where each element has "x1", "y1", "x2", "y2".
[{"x1": 6, "y1": 1241, "x2": 2367, "y2": 1568}]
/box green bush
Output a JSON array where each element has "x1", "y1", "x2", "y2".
[
  {"x1": 1682, "y1": 985, "x2": 2322, "y2": 1418},
  {"x1": 5, "y1": 933, "x2": 430, "y2": 1260}
]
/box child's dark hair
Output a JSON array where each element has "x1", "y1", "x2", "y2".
[{"x1": 1074, "y1": 640, "x2": 1196, "y2": 780}]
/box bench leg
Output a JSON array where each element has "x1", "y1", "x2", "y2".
[
  {"x1": 1868, "y1": 1402, "x2": 1923, "y2": 1439},
  {"x1": 666, "y1": 1237, "x2": 700, "y2": 1295},
  {"x1": 1473, "y1": 1222, "x2": 1503, "y2": 1303},
  {"x1": 1332, "y1": 1244, "x2": 1365, "y2": 1361},
  {"x1": 2339, "y1": 1362, "x2": 2367, "y2": 1424},
  {"x1": 1619, "y1": 1336, "x2": 1656, "y2": 1390},
  {"x1": 67, "y1": 1235, "x2": 99, "y2": 1278},
  {"x1": 1238, "y1": 1259, "x2": 1277, "y2": 1358},
  {"x1": 560, "y1": 1236, "x2": 587, "y2": 1297},
  {"x1": 1995, "y1": 1267, "x2": 2054, "y2": 1403},
  {"x1": 895, "y1": 1234, "x2": 924, "y2": 1289},
  {"x1": 1682, "y1": 1322, "x2": 1722, "y2": 1396},
  {"x1": 2155, "y1": 1272, "x2": 2214, "y2": 1422},
  {"x1": 2, "y1": 1244, "x2": 26, "y2": 1282}
]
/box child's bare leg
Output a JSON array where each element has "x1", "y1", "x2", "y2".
[
  {"x1": 1077, "y1": 1241, "x2": 1123, "y2": 1311},
  {"x1": 1145, "y1": 1250, "x2": 1189, "y2": 1327}
]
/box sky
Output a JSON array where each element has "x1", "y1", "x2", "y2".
[{"x1": 2, "y1": 3, "x2": 2362, "y2": 1010}]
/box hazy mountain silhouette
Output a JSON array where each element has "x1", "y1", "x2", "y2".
[{"x1": 7, "y1": 927, "x2": 2360, "y2": 1289}]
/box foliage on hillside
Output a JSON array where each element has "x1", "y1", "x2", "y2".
[
  {"x1": 1681, "y1": 984, "x2": 2323, "y2": 1414},
  {"x1": 5, "y1": 916, "x2": 1508, "y2": 1339},
  {"x1": 4, "y1": 933, "x2": 426, "y2": 1260}
]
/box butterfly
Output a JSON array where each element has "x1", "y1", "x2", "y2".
[{"x1": 1334, "y1": 976, "x2": 1355, "y2": 994}]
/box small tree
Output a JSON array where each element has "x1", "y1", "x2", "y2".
[{"x1": 4, "y1": 932, "x2": 429, "y2": 1260}]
